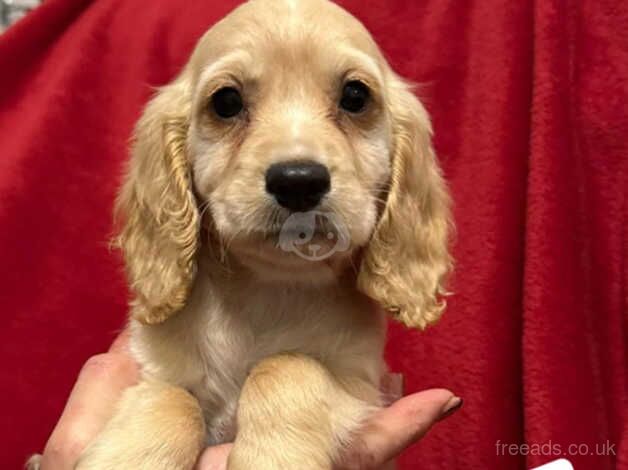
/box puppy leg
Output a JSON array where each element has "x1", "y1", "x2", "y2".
[
  {"x1": 76, "y1": 380, "x2": 206, "y2": 470},
  {"x1": 228, "y1": 354, "x2": 378, "y2": 470}
]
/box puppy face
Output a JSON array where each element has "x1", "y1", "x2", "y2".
[
  {"x1": 117, "y1": 0, "x2": 452, "y2": 328},
  {"x1": 186, "y1": 0, "x2": 393, "y2": 281}
]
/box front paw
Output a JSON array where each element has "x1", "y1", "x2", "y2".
[
  {"x1": 75, "y1": 382, "x2": 206, "y2": 470},
  {"x1": 75, "y1": 437, "x2": 201, "y2": 470},
  {"x1": 75, "y1": 414, "x2": 205, "y2": 470},
  {"x1": 227, "y1": 443, "x2": 331, "y2": 470}
]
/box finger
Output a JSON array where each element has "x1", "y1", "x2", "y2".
[
  {"x1": 195, "y1": 443, "x2": 233, "y2": 470},
  {"x1": 41, "y1": 352, "x2": 138, "y2": 470},
  {"x1": 339, "y1": 389, "x2": 462, "y2": 469}
]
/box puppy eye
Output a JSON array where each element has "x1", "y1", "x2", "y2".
[
  {"x1": 340, "y1": 80, "x2": 370, "y2": 113},
  {"x1": 211, "y1": 87, "x2": 243, "y2": 118}
]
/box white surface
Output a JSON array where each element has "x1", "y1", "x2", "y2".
[{"x1": 532, "y1": 459, "x2": 574, "y2": 470}]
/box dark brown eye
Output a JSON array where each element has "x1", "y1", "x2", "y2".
[
  {"x1": 340, "y1": 80, "x2": 370, "y2": 113},
  {"x1": 211, "y1": 87, "x2": 243, "y2": 118}
]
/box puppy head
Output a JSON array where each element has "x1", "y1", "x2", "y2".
[{"x1": 116, "y1": 0, "x2": 451, "y2": 329}]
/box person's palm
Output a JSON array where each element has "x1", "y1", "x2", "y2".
[{"x1": 31, "y1": 332, "x2": 461, "y2": 470}]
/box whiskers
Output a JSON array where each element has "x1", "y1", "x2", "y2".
[
  {"x1": 198, "y1": 200, "x2": 240, "y2": 269},
  {"x1": 263, "y1": 206, "x2": 287, "y2": 243}
]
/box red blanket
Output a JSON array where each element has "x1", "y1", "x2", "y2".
[{"x1": 1, "y1": 1, "x2": 626, "y2": 468}]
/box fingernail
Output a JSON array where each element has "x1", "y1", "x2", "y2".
[{"x1": 439, "y1": 396, "x2": 463, "y2": 421}]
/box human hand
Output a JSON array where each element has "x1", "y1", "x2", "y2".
[
  {"x1": 197, "y1": 387, "x2": 462, "y2": 470},
  {"x1": 28, "y1": 332, "x2": 461, "y2": 470}
]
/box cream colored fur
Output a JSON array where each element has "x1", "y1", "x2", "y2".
[{"x1": 32, "y1": 0, "x2": 452, "y2": 468}]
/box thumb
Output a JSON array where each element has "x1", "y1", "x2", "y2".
[
  {"x1": 195, "y1": 443, "x2": 233, "y2": 470},
  {"x1": 339, "y1": 389, "x2": 462, "y2": 468}
]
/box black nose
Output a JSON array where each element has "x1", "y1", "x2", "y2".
[{"x1": 265, "y1": 161, "x2": 331, "y2": 212}]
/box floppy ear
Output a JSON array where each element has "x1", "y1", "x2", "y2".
[
  {"x1": 357, "y1": 76, "x2": 452, "y2": 329},
  {"x1": 114, "y1": 76, "x2": 200, "y2": 325}
]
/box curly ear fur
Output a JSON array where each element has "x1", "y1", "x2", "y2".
[
  {"x1": 357, "y1": 76, "x2": 452, "y2": 329},
  {"x1": 114, "y1": 77, "x2": 200, "y2": 325}
]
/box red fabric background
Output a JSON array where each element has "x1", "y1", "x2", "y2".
[{"x1": 1, "y1": 0, "x2": 626, "y2": 468}]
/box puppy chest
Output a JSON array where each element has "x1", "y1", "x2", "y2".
[{"x1": 132, "y1": 284, "x2": 386, "y2": 444}]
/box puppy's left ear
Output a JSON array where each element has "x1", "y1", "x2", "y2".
[{"x1": 357, "y1": 76, "x2": 452, "y2": 329}]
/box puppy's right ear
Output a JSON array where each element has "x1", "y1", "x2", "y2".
[{"x1": 114, "y1": 76, "x2": 200, "y2": 325}]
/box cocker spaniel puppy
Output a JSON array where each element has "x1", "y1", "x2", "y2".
[{"x1": 70, "y1": 0, "x2": 451, "y2": 468}]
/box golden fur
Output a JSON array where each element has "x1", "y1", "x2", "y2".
[{"x1": 30, "y1": 0, "x2": 452, "y2": 468}]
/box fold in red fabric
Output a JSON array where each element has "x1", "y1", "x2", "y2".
[{"x1": 1, "y1": 1, "x2": 626, "y2": 468}]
